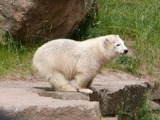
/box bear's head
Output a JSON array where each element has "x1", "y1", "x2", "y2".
[
  {"x1": 102, "y1": 35, "x2": 128, "y2": 59},
  {"x1": 104, "y1": 35, "x2": 128, "y2": 55}
]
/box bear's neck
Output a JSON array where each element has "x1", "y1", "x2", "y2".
[{"x1": 93, "y1": 41, "x2": 117, "y2": 66}]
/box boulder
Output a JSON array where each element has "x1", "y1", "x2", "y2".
[
  {"x1": 0, "y1": 81, "x2": 101, "y2": 120},
  {"x1": 90, "y1": 70, "x2": 150, "y2": 116},
  {"x1": 0, "y1": 0, "x2": 97, "y2": 44}
]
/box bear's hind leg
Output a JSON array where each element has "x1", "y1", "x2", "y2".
[
  {"x1": 75, "y1": 73, "x2": 93, "y2": 94},
  {"x1": 87, "y1": 79, "x2": 93, "y2": 88},
  {"x1": 49, "y1": 72, "x2": 77, "y2": 92}
]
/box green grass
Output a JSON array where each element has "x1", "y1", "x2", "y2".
[
  {"x1": 106, "y1": 56, "x2": 141, "y2": 76},
  {"x1": 0, "y1": 36, "x2": 36, "y2": 78},
  {"x1": 83, "y1": 0, "x2": 160, "y2": 78}
]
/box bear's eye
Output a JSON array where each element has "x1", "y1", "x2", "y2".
[{"x1": 116, "y1": 44, "x2": 120, "y2": 46}]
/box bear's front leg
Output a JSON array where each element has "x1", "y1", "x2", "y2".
[{"x1": 75, "y1": 72, "x2": 95, "y2": 94}]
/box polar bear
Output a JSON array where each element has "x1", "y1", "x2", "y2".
[{"x1": 33, "y1": 35, "x2": 128, "y2": 94}]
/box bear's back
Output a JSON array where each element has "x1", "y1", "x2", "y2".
[{"x1": 42, "y1": 39, "x2": 78, "y2": 51}]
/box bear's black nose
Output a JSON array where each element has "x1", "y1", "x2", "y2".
[{"x1": 124, "y1": 49, "x2": 128, "y2": 54}]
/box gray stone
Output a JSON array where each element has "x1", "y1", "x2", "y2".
[
  {"x1": 0, "y1": 81, "x2": 101, "y2": 120},
  {"x1": 90, "y1": 70, "x2": 150, "y2": 116}
]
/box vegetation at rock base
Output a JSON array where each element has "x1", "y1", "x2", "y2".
[{"x1": 117, "y1": 93, "x2": 160, "y2": 120}]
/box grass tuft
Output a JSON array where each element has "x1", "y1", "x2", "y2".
[{"x1": 106, "y1": 56, "x2": 141, "y2": 76}]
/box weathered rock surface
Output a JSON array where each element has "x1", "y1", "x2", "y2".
[
  {"x1": 0, "y1": 81, "x2": 101, "y2": 120},
  {"x1": 0, "y1": 70, "x2": 151, "y2": 119},
  {"x1": 0, "y1": 0, "x2": 96, "y2": 44},
  {"x1": 90, "y1": 70, "x2": 150, "y2": 116}
]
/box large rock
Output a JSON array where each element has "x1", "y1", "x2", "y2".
[
  {"x1": 0, "y1": 81, "x2": 101, "y2": 120},
  {"x1": 0, "y1": 0, "x2": 97, "y2": 44},
  {"x1": 90, "y1": 70, "x2": 150, "y2": 116}
]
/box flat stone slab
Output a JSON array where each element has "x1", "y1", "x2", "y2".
[
  {"x1": 90, "y1": 70, "x2": 150, "y2": 115},
  {"x1": 0, "y1": 81, "x2": 100, "y2": 120}
]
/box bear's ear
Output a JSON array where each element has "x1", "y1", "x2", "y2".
[
  {"x1": 105, "y1": 38, "x2": 109, "y2": 41},
  {"x1": 104, "y1": 38, "x2": 109, "y2": 46}
]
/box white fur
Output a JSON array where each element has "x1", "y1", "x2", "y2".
[{"x1": 33, "y1": 35, "x2": 128, "y2": 93}]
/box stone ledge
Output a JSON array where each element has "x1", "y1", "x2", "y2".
[{"x1": 0, "y1": 85, "x2": 100, "y2": 120}]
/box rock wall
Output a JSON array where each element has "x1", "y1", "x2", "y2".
[{"x1": 0, "y1": 0, "x2": 97, "y2": 44}]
